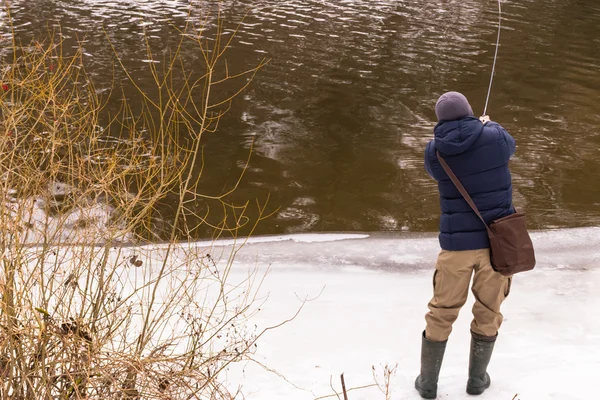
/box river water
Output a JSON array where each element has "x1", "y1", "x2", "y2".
[{"x1": 3, "y1": 0, "x2": 600, "y2": 237}]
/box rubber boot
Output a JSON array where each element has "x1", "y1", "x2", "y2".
[
  {"x1": 415, "y1": 331, "x2": 447, "y2": 399},
  {"x1": 466, "y1": 331, "x2": 497, "y2": 395}
]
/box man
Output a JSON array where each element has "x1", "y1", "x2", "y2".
[{"x1": 415, "y1": 92, "x2": 516, "y2": 399}]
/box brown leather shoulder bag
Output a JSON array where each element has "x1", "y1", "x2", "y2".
[{"x1": 436, "y1": 151, "x2": 536, "y2": 276}]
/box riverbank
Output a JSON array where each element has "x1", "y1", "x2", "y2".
[
  {"x1": 13, "y1": 228, "x2": 598, "y2": 398},
  {"x1": 170, "y1": 228, "x2": 600, "y2": 399}
]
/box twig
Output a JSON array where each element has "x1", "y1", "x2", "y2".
[
  {"x1": 372, "y1": 363, "x2": 398, "y2": 400},
  {"x1": 314, "y1": 383, "x2": 377, "y2": 400},
  {"x1": 340, "y1": 374, "x2": 348, "y2": 400},
  {"x1": 329, "y1": 376, "x2": 341, "y2": 400},
  {"x1": 247, "y1": 358, "x2": 314, "y2": 395}
]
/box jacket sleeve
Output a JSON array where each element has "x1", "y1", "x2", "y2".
[
  {"x1": 500, "y1": 125, "x2": 516, "y2": 158},
  {"x1": 424, "y1": 140, "x2": 436, "y2": 179},
  {"x1": 488, "y1": 122, "x2": 516, "y2": 160}
]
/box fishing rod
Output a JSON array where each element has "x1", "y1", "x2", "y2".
[{"x1": 482, "y1": 0, "x2": 502, "y2": 118}]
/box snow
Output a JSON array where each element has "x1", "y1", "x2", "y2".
[
  {"x1": 202, "y1": 228, "x2": 600, "y2": 399},
  {"x1": 23, "y1": 227, "x2": 600, "y2": 398},
  {"x1": 150, "y1": 233, "x2": 371, "y2": 249}
]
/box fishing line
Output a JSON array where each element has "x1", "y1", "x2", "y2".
[{"x1": 482, "y1": 0, "x2": 502, "y2": 117}]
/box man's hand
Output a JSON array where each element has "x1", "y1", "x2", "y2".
[{"x1": 479, "y1": 115, "x2": 491, "y2": 124}]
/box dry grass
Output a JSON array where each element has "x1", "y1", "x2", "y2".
[
  {"x1": 0, "y1": 7, "x2": 272, "y2": 399},
  {"x1": 372, "y1": 363, "x2": 397, "y2": 400}
]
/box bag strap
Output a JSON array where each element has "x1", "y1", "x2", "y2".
[{"x1": 436, "y1": 151, "x2": 493, "y2": 235}]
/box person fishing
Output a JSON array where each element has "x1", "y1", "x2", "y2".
[{"x1": 414, "y1": 91, "x2": 516, "y2": 399}]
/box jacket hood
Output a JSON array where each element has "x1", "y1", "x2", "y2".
[{"x1": 434, "y1": 117, "x2": 483, "y2": 156}]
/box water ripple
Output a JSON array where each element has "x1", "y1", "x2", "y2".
[{"x1": 2, "y1": 0, "x2": 599, "y2": 235}]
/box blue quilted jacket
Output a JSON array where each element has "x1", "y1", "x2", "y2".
[{"x1": 425, "y1": 116, "x2": 516, "y2": 251}]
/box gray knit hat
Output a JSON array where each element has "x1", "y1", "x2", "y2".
[{"x1": 435, "y1": 91, "x2": 474, "y2": 121}]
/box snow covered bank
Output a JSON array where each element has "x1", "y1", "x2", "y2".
[
  {"x1": 203, "y1": 227, "x2": 600, "y2": 272},
  {"x1": 194, "y1": 228, "x2": 599, "y2": 399},
  {"x1": 22, "y1": 227, "x2": 598, "y2": 399}
]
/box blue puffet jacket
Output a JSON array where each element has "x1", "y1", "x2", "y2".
[{"x1": 425, "y1": 117, "x2": 516, "y2": 251}]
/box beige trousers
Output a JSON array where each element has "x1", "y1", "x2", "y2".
[{"x1": 425, "y1": 249, "x2": 512, "y2": 342}]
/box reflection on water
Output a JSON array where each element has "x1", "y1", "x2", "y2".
[{"x1": 3, "y1": 0, "x2": 600, "y2": 237}]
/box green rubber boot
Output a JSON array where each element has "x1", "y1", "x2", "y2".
[
  {"x1": 467, "y1": 331, "x2": 497, "y2": 395},
  {"x1": 415, "y1": 331, "x2": 447, "y2": 399}
]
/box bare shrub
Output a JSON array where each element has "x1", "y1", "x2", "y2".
[{"x1": 0, "y1": 8, "x2": 270, "y2": 399}]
